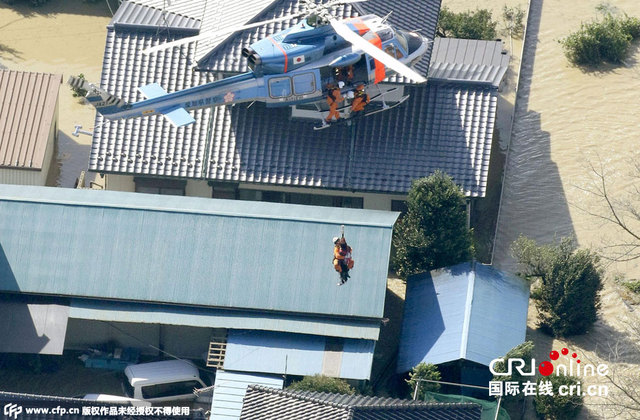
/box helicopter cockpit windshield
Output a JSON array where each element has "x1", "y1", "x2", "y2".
[{"x1": 395, "y1": 29, "x2": 423, "y2": 56}]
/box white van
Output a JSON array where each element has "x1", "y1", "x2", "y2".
[{"x1": 123, "y1": 360, "x2": 206, "y2": 403}]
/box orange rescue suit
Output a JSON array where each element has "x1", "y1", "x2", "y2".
[
  {"x1": 351, "y1": 91, "x2": 370, "y2": 113},
  {"x1": 326, "y1": 88, "x2": 344, "y2": 122},
  {"x1": 333, "y1": 243, "x2": 354, "y2": 273}
]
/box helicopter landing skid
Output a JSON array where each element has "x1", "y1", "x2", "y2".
[{"x1": 313, "y1": 95, "x2": 410, "y2": 130}]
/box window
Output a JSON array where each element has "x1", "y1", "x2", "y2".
[
  {"x1": 134, "y1": 178, "x2": 186, "y2": 196},
  {"x1": 384, "y1": 44, "x2": 395, "y2": 57},
  {"x1": 211, "y1": 182, "x2": 238, "y2": 199},
  {"x1": 293, "y1": 73, "x2": 316, "y2": 95},
  {"x1": 141, "y1": 380, "x2": 202, "y2": 399},
  {"x1": 268, "y1": 77, "x2": 292, "y2": 98},
  {"x1": 391, "y1": 199, "x2": 408, "y2": 214},
  {"x1": 239, "y1": 189, "x2": 363, "y2": 209}
]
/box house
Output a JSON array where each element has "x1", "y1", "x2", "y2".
[
  {"x1": 88, "y1": 0, "x2": 508, "y2": 210},
  {"x1": 0, "y1": 70, "x2": 62, "y2": 185},
  {"x1": 0, "y1": 184, "x2": 397, "y2": 414},
  {"x1": 239, "y1": 385, "x2": 483, "y2": 419},
  {"x1": 397, "y1": 262, "x2": 529, "y2": 396}
]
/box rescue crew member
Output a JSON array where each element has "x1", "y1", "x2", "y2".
[
  {"x1": 333, "y1": 236, "x2": 354, "y2": 279},
  {"x1": 325, "y1": 83, "x2": 344, "y2": 123},
  {"x1": 351, "y1": 84, "x2": 370, "y2": 114}
]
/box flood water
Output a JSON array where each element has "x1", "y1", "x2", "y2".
[
  {"x1": 0, "y1": 1, "x2": 112, "y2": 187},
  {"x1": 490, "y1": 0, "x2": 640, "y2": 277}
]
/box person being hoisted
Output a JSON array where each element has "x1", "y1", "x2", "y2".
[
  {"x1": 350, "y1": 84, "x2": 370, "y2": 115},
  {"x1": 325, "y1": 82, "x2": 344, "y2": 125},
  {"x1": 333, "y1": 236, "x2": 354, "y2": 285}
]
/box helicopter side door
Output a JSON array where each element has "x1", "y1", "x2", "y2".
[{"x1": 265, "y1": 70, "x2": 322, "y2": 107}]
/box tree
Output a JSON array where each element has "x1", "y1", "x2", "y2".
[
  {"x1": 560, "y1": 11, "x2": 640, "y2": 66},
  {"x1": 287, "y1": 375, "x2": 356, "y2": 395},
  {"x1": 535, "y1": 375, "x2": 584, "y2": 420},
  {"x1": 502, "y1": 5, "x2": 526, "y2": 38},
  {"x1": 492, "y1": 341, "x2": 534, "y2": 391},
  {"x1": 512, "y1": 236, "x2": 603, "y2": 337},
  {"x1": 406, "y1": 363, "x2": 441, "y2": 400},
  {"x1": 392, "y1": 172, "x2": 473, "y2": 279},
  {"x1": 437, "y1": 7, "x2": 497, "y2": 40},
  {"x1": 71, "y1": 73, "x2": 88, "y2": 98}
]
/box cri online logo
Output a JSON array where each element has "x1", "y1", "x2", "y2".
[{"x1": 490, "y1": 347, "x2": 609, "y2": 377}]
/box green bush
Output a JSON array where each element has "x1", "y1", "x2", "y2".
[
  {"x1": 287, "y1": 375, "x2": 356, "y2": 395},
  {"x1": 623, "y1": 279, "x2": 640, "y2": 294},
  {"x1": 437, "y1": 7, "x2": 497, "y2": 40},
  {"x1": 560, "y1": 13, "x2": 640, "y2": 66},
  {"x1": 503, "y1": 5, "x2": 526, "y2": 38},
  {"x1": 512, "y1": 236, "x2": 603, "y2": 337},
  {"x1": 535, "y1": 375, "x2": 584, "y2": 419},
  {"x1": 392, "y1": 172, "x2": 473, "y2": 279},
  {"x1": 406, "y1": 363, "x2": 441, "y2": 400}
]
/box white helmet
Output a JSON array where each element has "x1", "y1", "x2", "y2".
[{"x1": 333, "y1": 237, "x2": 340, "y2": 244}]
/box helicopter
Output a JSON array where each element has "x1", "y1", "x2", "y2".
[{"x1": 68, "y1": 0, "x2": 430, "y2": 129}]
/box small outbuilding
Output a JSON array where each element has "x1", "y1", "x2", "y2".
[
  {"x1": 397, "y1": 262, "x2": 530, "y2": 395},
  {"x1": 0, "y1": 70, "x2": 62, "y2": 185}
]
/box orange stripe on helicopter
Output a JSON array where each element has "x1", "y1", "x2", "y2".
[
  {"x1": 348, "y1": 18, "x2": 386, "y2": 84},
  {"x1": 268, "y1": 35, "x2": 288, "y2": 73},
  {"x1": 349, "y1": 17, "x2": 369, "y2": 35}
]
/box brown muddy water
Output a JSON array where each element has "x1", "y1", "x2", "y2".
[
  {"x1": 0, "y1": 0, "x2": 112, "y2": 187},
  {"x1": 487, "y1": 0, "x2": 640, "y2": 275}
]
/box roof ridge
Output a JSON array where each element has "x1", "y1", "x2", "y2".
[{"x1": 247, "y1": 384, "x2": 482, "y2": 410}]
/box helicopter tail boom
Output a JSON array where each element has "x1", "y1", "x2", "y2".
[{"x1": 68, "y1": 76, "x2": 127, "y2": 115}]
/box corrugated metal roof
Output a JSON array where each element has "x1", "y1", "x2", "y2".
[
  {"x1": 212, "y1": 371, "x2": 283, "y2": 420},
  {"x1": 224, "y1": 330, "x2": 374, "y2": 379},
  {"x1": 89, "y1": 0, "x2": 498, "y2": 197},
  {"x1": 69, "y1": 299, "x2": 382, "y2": 340},
  {"x1": 397, "y1": 262, "x2": 529, "y2": 372},
  {"x1": 0, "y1": 70, "x2": 61, "y2": 170},
  {"x1": 240, "y1": 386, "x2": 483, "y2": 419},
  {"x1": 0, "y1": 184, "x2": 397, "y2": 320},
  {"x1": 429, "y1": 38, "x2": 509, "y2": 87},
  {"x1": 110, "y1": 0, "x2": 201, "y2": 32}
]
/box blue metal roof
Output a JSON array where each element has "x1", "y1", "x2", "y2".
[
  {"x1": 397, "y1": 262, "x2": 529, "y2": 372},
  {"x1": 224, "y1": 330, "x2": 374, "y2": 379},
  {"x1": 0, "y1": 185, "x2": 397, "y2": 321},
  {"x1": 211, "y1": 370, "x2": 283, "y2": 420}
]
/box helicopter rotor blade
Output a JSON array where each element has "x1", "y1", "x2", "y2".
[
  {"x1": 142, "y1": 12, "x2": 305, "y2": 55},
  {"x1": 329, "y1": 18, "x2": 427, "y2": 83}
]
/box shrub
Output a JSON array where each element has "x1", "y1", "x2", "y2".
[
  {"x1": 503, "y1": 5, "x2": 526, "y2": 38},
  {"x1": 560, "y1": 13, "x2": 640, "y2": 66},
  {"x1": 437, "y1": 7, "x2": 497, "y2": 40},
  {"x1": 512, "y1": 236, "x2": 603, "y2": 337},
  {"x1": 287, "y1": 375, "x2": 356, "y2": 395},
  {"x1": 535, "y1": 375, "x2": 584, "y2": 419},
  {"x1": 406, "y1": 363, "x2": 441, "y2": 400},
  {"x1": 392, "y1": 172, "x2": 473, "y2": 279}
]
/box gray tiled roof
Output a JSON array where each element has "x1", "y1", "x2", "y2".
[
  {"x1": 240, "y1": 385, "x2": 482, "y2": 420},
  {"x1": 90, "y1": 0, "x2": 501, "y2": 197},
  {"x1": 429, "y1": 38, "x2": 509, "y2": 87},
  {"x1": 111, "y1": 0, "x2": 200, "y2": 32}
]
